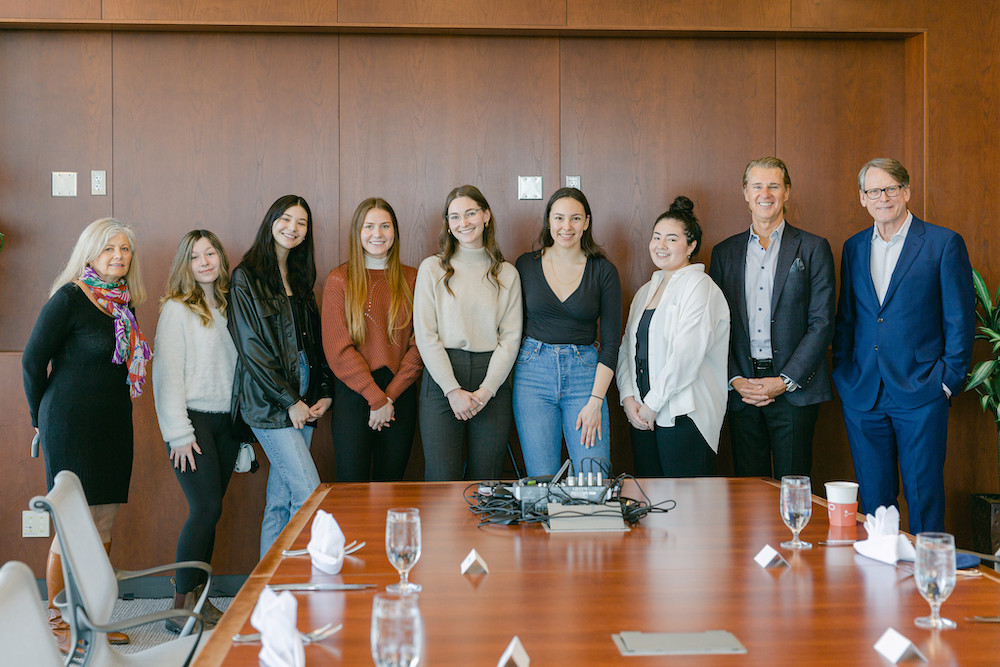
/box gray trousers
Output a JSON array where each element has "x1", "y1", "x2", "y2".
[{"x1": 419, "y1": 349, "x2": 512, "y2": 481}]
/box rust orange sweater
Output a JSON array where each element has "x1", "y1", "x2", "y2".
[{"x1": 322, "y1": 264, "x2": 423, "y2": 409}]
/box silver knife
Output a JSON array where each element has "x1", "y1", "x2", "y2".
[{"x1": 267, "y1": 583, "x2": 376, "y2": 592}]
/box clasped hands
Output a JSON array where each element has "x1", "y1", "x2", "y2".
[
  {"x1": 731, "y1": 376, "x2": 786, "y2": 407},
  {"x1": 447, "y1": 387, "x2": 493, "y2": 421},
  {"x1": 288, "y1": 397, "x2": 333, "y2": 429}
]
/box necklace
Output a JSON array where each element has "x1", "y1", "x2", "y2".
[{"x1": 545, "y1": 251, "x2": 585, "y2": 285}]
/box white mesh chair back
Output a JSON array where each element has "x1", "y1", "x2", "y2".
[{"x1": 0, "y1": 561, "x2": 65, "y2": 666}]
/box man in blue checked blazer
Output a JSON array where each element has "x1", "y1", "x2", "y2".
[
  {"x1": 709, "y1": 157, "x2": 836, "y2": 481},
  {"x1": 832, "y1": 158, "x2": 975, "y2": 534}
]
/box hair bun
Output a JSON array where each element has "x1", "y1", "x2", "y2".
[{"x1": 669, "y1": 196, "x2": 694, "y2": 214}]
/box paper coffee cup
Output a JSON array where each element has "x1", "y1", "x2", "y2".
[{"x1": 825, "y1": 481, "x2": 859, "y2": 504}]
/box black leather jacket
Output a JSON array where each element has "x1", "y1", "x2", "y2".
[{"x1": 228, "y1": 266, "x2": 333, "y2": 429}]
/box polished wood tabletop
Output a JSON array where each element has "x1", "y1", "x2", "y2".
[{"x1": 194, "y1": 478, "x2": 1000, "y2": 665}]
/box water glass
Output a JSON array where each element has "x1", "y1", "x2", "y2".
[
  {"x1": 780, "y1": 475, "x2": 813, "y2": 550},
  {"x1": 386, "y1": 507, "x2": 422, "y2": 593},
  {"x1": 914, "y1": 532, "x2": 957, "y2": 630},
  {"x1": 371, "y1": 592, "x2": 423, "y2": 667}
]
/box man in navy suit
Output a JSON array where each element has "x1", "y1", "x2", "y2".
[
  {"x1": 832, "y1": 158, "x2": 975, "y2": 534},
  {"x1": 709, "y1": 157, "x2": 836, "y2": 480}
]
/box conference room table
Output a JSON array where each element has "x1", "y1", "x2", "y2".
[{"x1": 193, "y1": 478, "x2": 1000, "y2": 665}]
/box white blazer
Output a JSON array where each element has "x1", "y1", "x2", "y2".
[{"x1": 616, "y1": 264, "x2": 730, "y2": 451}]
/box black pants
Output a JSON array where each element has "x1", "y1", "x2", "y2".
[
  {"x1": 419, "y1": 349, "x2": 512, "y2": 481},
  {"x1": 332, "y1": 368, "x2": 418, "y2": 482},
  {"x1": 630, "y1": 415, "x2": 716, "y2": 477},
  {"x1": 171, "y1": 410, "x2": 240, "y2": 593},
  {"x1": 728, "y1": 396, "x2": 819, "y2": 480}
]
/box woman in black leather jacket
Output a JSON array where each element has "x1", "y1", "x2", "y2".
[{"x1": 228, "y1": 194, "x2": 334, "y2": 557}]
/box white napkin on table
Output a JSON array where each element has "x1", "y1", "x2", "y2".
[
  {"x1": 250, "y1": 588, "x2": 304, "y2": 667},
  {"x1": 307, "y1": 509, "x2": 346, "y2": 574},
  {"x1": 852, "y1": 505, "x2": 916, "y2": 565}
]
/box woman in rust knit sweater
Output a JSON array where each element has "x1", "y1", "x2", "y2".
[{"x1": 322, "y1": 198, "x2": 423, "y2": 481}]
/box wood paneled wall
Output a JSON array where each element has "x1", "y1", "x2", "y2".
[{"x1": 1, "y1": 1, "x2": 999, "y2": 578}]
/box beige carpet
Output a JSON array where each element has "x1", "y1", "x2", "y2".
[{"x1": 107, "y1": 596, "x2": 232, "y2": 654}]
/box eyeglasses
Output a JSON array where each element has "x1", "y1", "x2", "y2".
[
  {"x1": 863, "y1": 185, "x2": 905, "y2": 200},
  {"x1": 446, "y1": 208, "x2": 482, "y2": 224}
]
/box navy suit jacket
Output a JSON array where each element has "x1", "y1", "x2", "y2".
[
  {"x1": 709, "y1": 222, "x2": 836, "y2": 411},
  {"x1": 832, "y1": 215, "x2": 975, "y2": 411}
]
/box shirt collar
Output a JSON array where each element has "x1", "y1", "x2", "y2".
[
  {"x1": 748, "y1": 220, "x2": 785, "y2": 245},
  {"x1": 870, "y1": 211, "x2": 912, "y2": 244}
]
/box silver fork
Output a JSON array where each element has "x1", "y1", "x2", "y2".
[
  {"x1": 233, "y1": 621, "x2": 344, "y2": 644},
  {"x1": 282, "y1": 540, "x2": 365, "y2": 557}
]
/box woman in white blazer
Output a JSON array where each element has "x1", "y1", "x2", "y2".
[{"x1": 616, "y1": 196, "x2": 730, "y2": 477}]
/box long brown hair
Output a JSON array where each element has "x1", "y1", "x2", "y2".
[
  {"x1": 345, "y1": 198, "x2": 412, "y2": 346},
  {"x1": 161, "y1": 229, "x2": 231, "y2": 326},
  {"x1": 439, "y1": 185, "x2": 506, "y2": 295}
]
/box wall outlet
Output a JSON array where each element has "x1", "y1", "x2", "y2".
[
  {"x1": 22, "y1": 510, "x2": 50, "y2": 538},
  {"x1": 565, "y1": 175, "x2": 581, "y2": 189},
  {"x1": 91, "y1": 170, "x2": 107, "y2": 196}
]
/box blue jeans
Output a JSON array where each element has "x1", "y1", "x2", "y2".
[
  {"x1": 253, "y1": 351, "x2": 318, "y2": 557},
  {"x1": 512, "y1": 337, "x2": 611, "y2": 477}
]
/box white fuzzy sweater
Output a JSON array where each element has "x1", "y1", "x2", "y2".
[{"x1": 152, "y1": 299, "x2": 238, "y2": 448}]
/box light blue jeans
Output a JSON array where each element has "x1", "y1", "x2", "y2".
[
  {"x1": 512, "y1": 337, "x2": 611, "y2": 477},
  {"x1": 253, "y1": 351, "x2": 318, "y2": 557}
]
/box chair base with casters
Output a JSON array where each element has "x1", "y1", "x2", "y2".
[
  {"x1": 30, "y1": 470, "x2": 214, "y2": 666},
  {"x1": 0, "y1": 560, "x2": 65, "y2": 666}
]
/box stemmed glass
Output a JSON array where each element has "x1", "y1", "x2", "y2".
[
  {"x1": 385, "y1": 508, "x2": 422, "y2": 593},
  {"x1": 914, "y1": 532, "x2": 957, "y2": 629},
  {"x1": 779, "y1": 475, "x2": 813, "y2": 550},
  {"x1": 371, "y1": 592, "x2": 423, "y2": 667}
]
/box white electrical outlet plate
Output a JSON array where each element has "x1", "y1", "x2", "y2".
[
  {"x1": 22, "y1": 510, "x2": 50, "y2": 538},
  {"x1": 517, "y1": 176, "x2": 543, "y2": 200},
  {"x1": 52, "y1": 171, "x2": 77, "y2": 197},
  {"x1": 91, "y1": 170, "x2": 107, "y2": 196},
  {"x1": 566, "y1": 175, "x2": 581, "y2": 189}
]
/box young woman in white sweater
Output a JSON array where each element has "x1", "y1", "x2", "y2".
[
  {"x1": 616, "y1": 197, "x2": 730, "y2": 477},
  {"x1": 413, "y1": 185, "x2": 522, "y2": 480},
  {"x1": 152, "y1": 230, "x2": 238, "y2": 631}
]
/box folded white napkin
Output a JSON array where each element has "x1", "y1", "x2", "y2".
[
  {"x1": 853, "y1": 506, "x2": 916, "y2": 565},
  {"x1": 250, "y1": 589, "x2": 304, "y2": 667},
  {"x1": 307, "y1": 510, "x2": 346, "y2": 574}
]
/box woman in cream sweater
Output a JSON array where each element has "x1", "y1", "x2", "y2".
[{"x1": 413, "y1": 185, "x2": 522, "y2": 481}]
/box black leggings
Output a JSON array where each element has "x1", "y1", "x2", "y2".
[
  {"x1": 332, "y1": 368, "x2": 418, "y2": 482},
  {"x1": 630, "y1": 415, "x2": 716, "y2": 478},
  {"x1": 171, "y1": 410, "x2": 240, "y2": 593}
]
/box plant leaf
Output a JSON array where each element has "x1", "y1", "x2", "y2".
[{"x1": 967, "y1": 360, "x2": 998, "y2": 392}]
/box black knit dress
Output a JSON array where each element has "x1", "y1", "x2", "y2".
[{"x1": 22, "y1": 283, "x2": 134, "y2": 505}]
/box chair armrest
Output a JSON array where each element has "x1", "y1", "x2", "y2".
[
  {"x1": 115, "y1": 559, "x2": 211, "y2": 582},
  {"x1": 115, "y1": 560, "x2": 212, "y2": 637}
]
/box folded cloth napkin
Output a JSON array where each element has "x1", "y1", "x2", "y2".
[
  {"x1": 250, "y1": 589, "x2": 304, "y2": 667},
  {"x1": 853, "y1": 505, "x2": 916, "y2": 565},
  {"x1": 307, "y1": 510, "x2": 346, "y2": 574}
]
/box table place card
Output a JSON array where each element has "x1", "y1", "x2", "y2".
[
  {"x1": 611, "y1": 630, "x2": 747, "y2": 656},
  {"x1": 461, "y1": 548, "x2": 489, "y2": 575},
  {"x1": 874, "y1": 628, "x2": 926, "y2": 663},
  {"x1": 497, "y1": 635, "x2": 529, "y2": 667},
  {"x1": 754, "y1": 544, "x2": 788, "y2": 569}
]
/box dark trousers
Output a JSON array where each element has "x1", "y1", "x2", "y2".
[
  {"x1": 419, "y1": 349, "x2": 512, "y2": 481},
  {"x1": 630, "y1": 414, "x2": 716, "y2": 477},
  {"x1": 332, "y1": 368, "x2": 418, "y2": 482},
  {"x1": 841, "y1": 387, "x2": 948, "y2": 534},
  {"x1": 728, "y1": 395, "x2": 819, "y2": 480},
  {"x1": 172, "y1": 410, "x2": 240, "y2": 593}
]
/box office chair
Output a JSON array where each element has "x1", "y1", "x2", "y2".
[
  {"x1": 0, "y1": 560, "x2": 65, "y2": 666},
  {"x1": 30, "y1": 470, "x2": 212, "y2": 666}
]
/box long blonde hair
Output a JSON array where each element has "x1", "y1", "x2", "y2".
[
  {"x1": 346, "y1": 198, "x2": 412, "y2": 347},
  {"x1": 51, "y1": 217, "x2": 146, "y2": 305},
  {"x1": 161, "y1": 230, "x2": 231, "y2": 326}
]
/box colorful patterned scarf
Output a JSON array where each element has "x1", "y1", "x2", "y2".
[{"x1": 80, "y1": 265, "x2": 153, "y2": 397}]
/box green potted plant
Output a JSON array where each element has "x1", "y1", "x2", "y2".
[{"x1": 965, "y1": 267, "x2": 1000, "y2": 554}]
